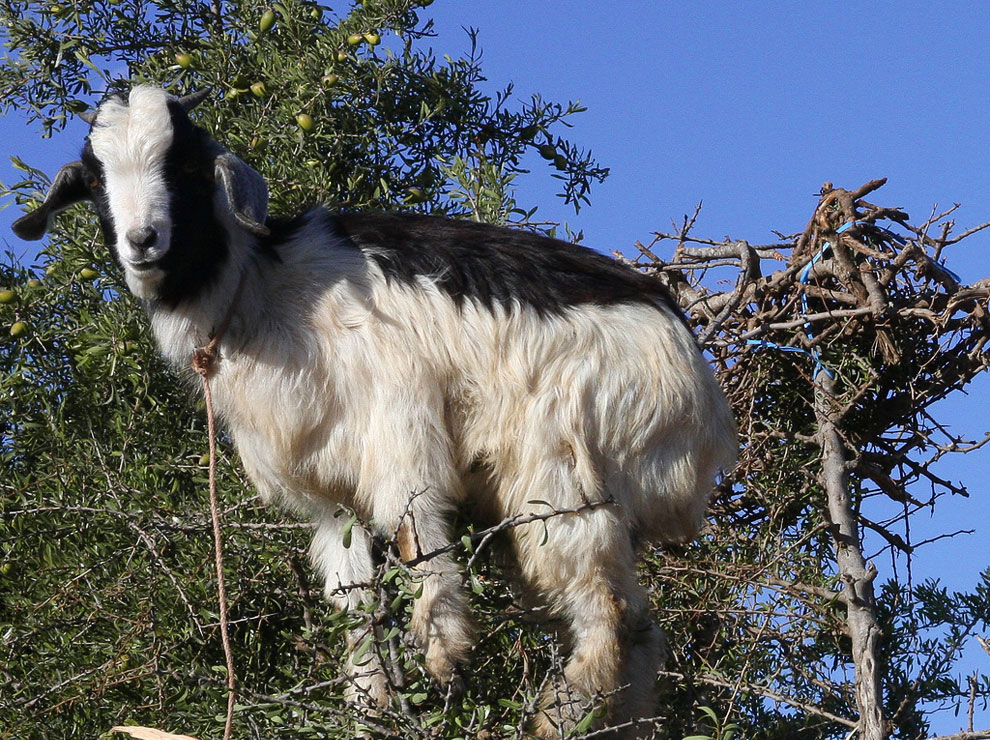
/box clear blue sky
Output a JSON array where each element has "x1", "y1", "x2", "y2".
[{"x1": 1, "y1": 1, "x2": 987, "y2": 734}]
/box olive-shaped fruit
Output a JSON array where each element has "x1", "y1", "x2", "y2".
[
  {"x1": 0, "y1": 290, "x2": 15, "y2": 304},
  {"x1": 250, "y1": 81, "x2": 267, "y2": 98},
  {"x1": 405, "y1": 187, "x2": 428, "y2": 203},
  {"x1": 79, "y1": 267, "x2": 98, "y2": 280},
  {"x1": 9, "y1": 321, "x2": 28, "y2": 338},
  {"x1": 347, "y1": 33, "x2": 364, "y2": 46},
  {"x1": 259, "y1": 9, "x2": 276, "y2": 33},
  {"x1": 296, "y1": 113, "x2": 315, "y2": 132},
  {"x1": 520, "y1": 125, "x2": 539, "y2": 141},
  {"x1": 363, "y1": 32, "x2": 380, "y2": 46},
  {"x1": 175, "y1": 53, "x2": 193, "y2": 69}
]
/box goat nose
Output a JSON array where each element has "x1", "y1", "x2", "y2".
[{"x1": 126, "y1": 226, "x2": 158, "y2": 250}]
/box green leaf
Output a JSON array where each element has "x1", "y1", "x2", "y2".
[{"x1": 341, "y1": 513, "x2": 358, "y2": 549}]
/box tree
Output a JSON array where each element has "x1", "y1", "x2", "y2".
[
  {"x1": 1, "y1": 2, "x2": 988, "y2": 739},
  {"x1": 629, "y1": 182, "x2": 990, "y2": 740}
]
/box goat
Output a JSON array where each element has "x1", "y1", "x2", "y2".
[{"x1": 12, "y1": 85, "x2": 737, "y2": 738}]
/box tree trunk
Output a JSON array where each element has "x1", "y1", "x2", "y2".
[{"x1": 815, "y1": 371, "x2": 887, "y2": 740}]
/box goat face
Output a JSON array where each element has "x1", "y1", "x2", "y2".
[{"x1": 12, "y1": 86, "x2": 269, "y2": 305}]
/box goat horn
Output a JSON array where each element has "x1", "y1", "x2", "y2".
[
  {"x1": 177, "y1": 89, "x2": 210, "y2": 112},
  {"x1": 78, "y1": 110, "x2": 97, "y2": 124}
]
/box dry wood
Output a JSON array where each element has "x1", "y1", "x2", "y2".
[{"x1": 637, "y1": 179, "x2": 990, "y2": 738}]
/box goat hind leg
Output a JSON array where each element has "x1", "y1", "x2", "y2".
[{"x1": 518, "y1": 522, "x2": 661, "y2": 739}]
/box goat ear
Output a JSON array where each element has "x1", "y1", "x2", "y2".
[
  {"x1": 214, "y1": 152, "x2": 271, "y2": 237},
  {"x1": 11, "y1": 161, "x2": 91, "y2": 241}
]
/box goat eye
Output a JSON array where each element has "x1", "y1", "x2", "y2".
[{"x1": 88, "y1": 176, "x2": 102, "y2": 190}]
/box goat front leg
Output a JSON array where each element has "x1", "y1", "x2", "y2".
[
  {"x1": 375, "y1": 485, "x2": 476, "y2": 690},
  {"x1": 309, "y1": 512, "x2": 389, "y2": 708},
  {"x1": 360, "y1": 387, "x2": 476, "y2": 690}
]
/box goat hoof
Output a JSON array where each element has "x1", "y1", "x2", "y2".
[{"x1": 443, "y1": 672, "x2": 466, "y2": 702}]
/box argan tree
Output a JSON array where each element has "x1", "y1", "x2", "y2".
[{"x1": 1, "y1": 2, "x2": 988, "y2": 739}]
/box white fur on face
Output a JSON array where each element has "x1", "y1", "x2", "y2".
[{"x1": 89, "y1": 87, "x2": 175, "y2": 299}]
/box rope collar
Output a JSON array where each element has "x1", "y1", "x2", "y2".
[{"x1": 191, "y1": 269, "x2": 248, "y2": 380}]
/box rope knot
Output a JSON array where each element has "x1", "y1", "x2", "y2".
[
  {"x1": 192, "y1": 340, "x2": 220, "y2": 378},
  {"x1": 190, "y1": 269, "x2": 247, "y2": 381}
]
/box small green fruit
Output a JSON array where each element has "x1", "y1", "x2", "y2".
[
  {"x1": 175, "y1": 52, "x2": 193, "y2": 69},
  {"x1": 347, "y1": 33, "x2": 364, "y2": 46},
  {"x1": 250, "y1": 81, "x2": 267, "y2": 98},
  {"x1": 363, "y1": 32, "x2": 380, "y2": 46},
  {"x1": 538, "y1": 144, "x2": 557, "y2": 160},
  {"x1": 250, "y1": 136, "x2": 266, "y2": 151},
  {"x1": 322, "y1": 73, "x2": 339, "y2": 87},
  {"x1": 335, "y1": 49, "x2": 348, "y2": 62},
  {"x1": 405, "y1": 187, "x2": 427, "y2": 203},
  {"x1": 296, "y1": 113, "x2": 315, "y2": 132},
  {"x1": 0, "y1": 289, "x2": 16, "y2": 304},
  {"x1": 79, "y1": 267, "x2": 98, "y2": 280},
  {"x1": 259, "y1": 8, "x2": 276, "y2": 33},
  {"x1": 198, "y1": 452, "x2": 211, "y2": 467},
  {"x1": 26, "y1": 279, "x2": 42, "y2": 289},
  {"x1": 0, "y1": 562, "x2": 13, "y2": 577},
  {"x1": 9, "y1": 321, "x2": 28, "y2": 338},
  {"x1": 520, "y1": 125, "x2": 539, "y2": 141}
]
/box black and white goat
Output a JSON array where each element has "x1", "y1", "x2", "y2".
[{"x1": 13, "y1": 86, "x2": 736, "y2": 738}]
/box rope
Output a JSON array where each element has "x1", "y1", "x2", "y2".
[
  {"x1": 190, "y1": 272, "x2": 247, "y2": 740},
  {"x1": 198, "y1": 370, "x2": 236, "y2": 740},
  {"x1": 748, "y1": 219, "x2": 912, "y2": 380}
]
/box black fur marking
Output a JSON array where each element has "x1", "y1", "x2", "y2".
[
  {"x1": 258, "y1": 213, "x2": 310, "y2": 261},
  {"x1": 330, "y1": 212, "x2": 684, "y2": 319},
  {"x1": 80, "y1": 141, "x2": 116, "y2": 247},
  {"x1": 154, "y1": 102, "x2": 230, "y2": 307}
]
